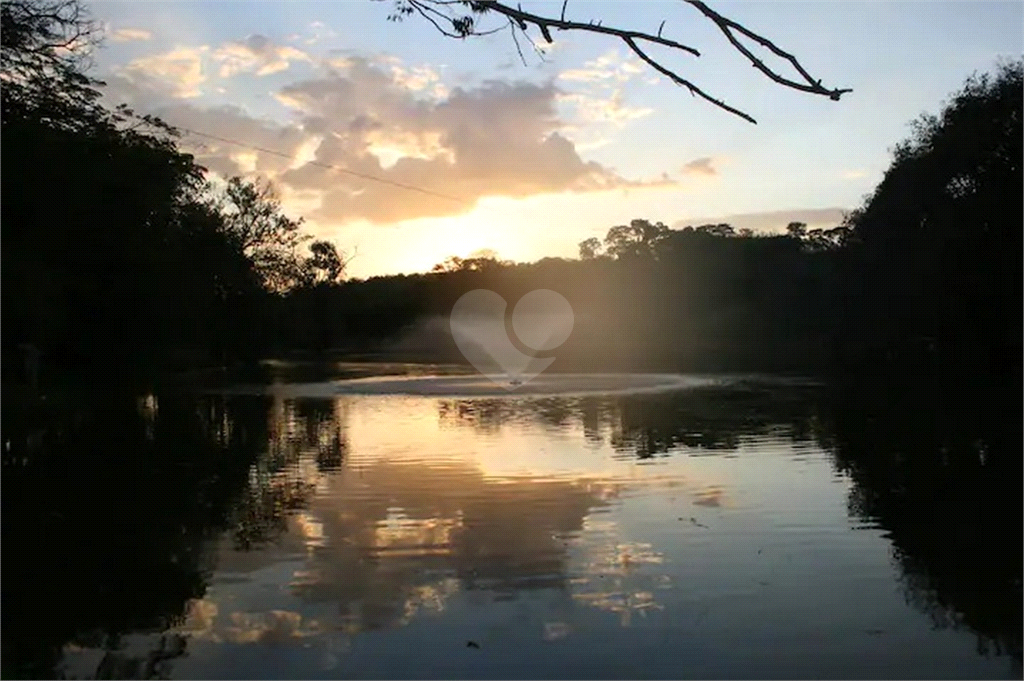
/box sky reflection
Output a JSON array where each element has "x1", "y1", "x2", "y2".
[{"x1": 9, "y1": 380, "x2": 1011, "y2": 679}]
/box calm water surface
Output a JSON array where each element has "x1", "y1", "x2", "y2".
[{"x1": 2, "y1": 366, "x2": 1020, "y2": 679}]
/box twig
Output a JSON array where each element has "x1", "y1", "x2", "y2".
[
  {"x1": 410, "y1": 0, "x2": 701, "y2": 56},
  {"x1": 507, "y1": 17, "x2": 527, "y2": 66},
  {"x1": 397, "y1": 0, "x2": 851, "y2": 123},
  {"x1": 409, "y1": 1, "x2": 464, "y2": 37},
  {"x1": 623, "y1": 36, "x2": 755, "y2": 124},
  {"x1": 684, "y1": 0, "x2": 852, "y2": 101}
]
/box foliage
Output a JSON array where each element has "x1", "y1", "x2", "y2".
[
  {"x1": 0, "y1": 0, "x2": 349, "y2": 384},
  {"x1": 838, "y1": 59, "x2": 1022, "y2": 388},
  {"x1": 601, "y1": 219, "x2": 671, "y2": 260},
  {"x1": 431, "y1": 249, "x2": 514, "y2": 273},
  {"x1": 303, "y1": 240, "x2": 349, "y2": 286},
  {"x1": 0, "y1": 0, "x2": 101, "y2": 116}
]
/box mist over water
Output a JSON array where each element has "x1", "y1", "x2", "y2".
[{"x1": 219, "y1": 373, "x2": 729, "y2": 398}]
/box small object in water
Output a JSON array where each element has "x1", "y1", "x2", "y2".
[
  {"x1": 509, "y1": 377, "x2": 523, "y2": 386},
  {"x1": 466, "y1": 640, "x2": 481, "y2": 649}
]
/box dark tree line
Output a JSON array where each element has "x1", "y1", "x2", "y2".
[
  {"x1": 1, "y1": 0, "x2": 348, "y2": 389},
  {"x1": 836, "y1": 61, "x2": 1022, "y2": 393},
  {"x1": 271, "y1": 59, "x2": 1021, "y2": 398},
  {"x1": 2, "y1": 0, "x2": 1019, "y2": 405}
]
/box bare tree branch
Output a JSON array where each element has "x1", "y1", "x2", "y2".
[
  {"x1": 408, "y1": 0, "x2": 464, "y2": 37},
  {"x1": 684, "y1": 1, "x2": 852, "y2": 101},
  {"x1": 507, "y1": 16, "x2": 527, "y2": 66},
  {"x1": 623, "y1": 35, "x2": 755, "y2": 124},
  {"x1": 384, "y1": 0, "x2": 852, "y2": 124},
  {"x1": 1, "y1": 0, "x2": 100, "y2": 79},
  {"x1": 471, "y1": 0, "x2": 702, "y2": 56}
]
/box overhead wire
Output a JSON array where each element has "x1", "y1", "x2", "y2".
[{"x1": 176, "y1": 126, "x2": 472, "y2": 207}]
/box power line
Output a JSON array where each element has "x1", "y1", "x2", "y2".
[{"x1": 177, "y1": 126, "x2": 471, "y2": 206}]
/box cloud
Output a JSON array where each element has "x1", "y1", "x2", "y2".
[
  {"x1": 109, "y1": 27, "x2": 152, "y2": 43},
  {"x1": 223, "y1": 611, "x2": 322, "y2": 645},
  {"x1": 843, "y1": 169, "x2": 868, "y2": 179},
  {"x1": 388, "y1": 63, "x2": 447, "y2": 98},
  {"x1": 270, "y1": 59, "x2": 664, "y2": 223},
  {"x1": 673, "y1": 207, "x2": 850, "y2": 233},
  {"x1": 558, "y1": 90, "x2": 653, "y2": 126},
  {"x1": 114, "y1": 36, "x2": 314, "y2": 100},
  {"x1": 559, "y1": 49, "x2": 644, "y2": 84},
  {"x1": 576, "y1": 138, "x2": 611, "y2": 152},
  {"x1": 213, "y1": 35, "x2": 312, "y2": 78},
  {"x1": 149, "y1": 102, "x2": 310, "y2": 178},
  {"x1": 680, "y1": 157, "x2": 717, "y2": 177},
  {"x1": 118, "y1": 46, "x2": 209, "y2": 98},
  {"x1": 308, "y1": 52, "x2": 446, "y2": 98},
  {"x1": 103, "y1": 54, "x2": 667, "y2": 225},
  {"x1": 303, "y1": 20, "x2": 336, "y2": 45},
  {"x1": 101, "y1": 73, "x2": 309, "y2": 177},
  {"x1": 555, "y1": 49, "x2": 654, "y2": 131}
]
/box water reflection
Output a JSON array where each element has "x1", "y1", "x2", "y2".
[
  {"x1": 1, "y1": 376, "x2": 1019, "y2": 678},
  {"x1": 436, "y1": 384, "x2": 826, "y2": 458},
  {"x1": 830, "y1": 385, "x2": 1022, "y2": 670},
  {"x1": 1, "y1": 394, "x2": 267, "y2": 678}
]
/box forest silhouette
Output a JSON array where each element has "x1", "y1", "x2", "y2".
[{"x1": 2, "y1": 1, "x2": 1021, "y2": 404}]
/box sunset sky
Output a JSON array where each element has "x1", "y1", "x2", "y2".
[{"x1": 90, "y1": 0, "x2": 1022, "y2": 279}]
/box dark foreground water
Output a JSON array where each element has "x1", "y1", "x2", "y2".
[{"x1": 2, "y1": 366, "x2": 1020, "y2": 679}]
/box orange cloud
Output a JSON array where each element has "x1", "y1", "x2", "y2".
[
  {"x1": 213, "y1": 35, "x2": 312, "y2": 77},
  {"x1": 118, "y1": 46, "x2": 209, "y2": 98},
  {"x1": 105, "y1": 52, "x2": 671, "y2": 224}
]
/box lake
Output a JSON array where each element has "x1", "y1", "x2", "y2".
[{"x1": 2, "y1": 365, "x2": 1020, "y2": 679}]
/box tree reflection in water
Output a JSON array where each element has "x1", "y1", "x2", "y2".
[
  {"x1": 1, "y1": 380, "x2": 1019, "y2": 678},
  {"x1": 438, "y1": 383, "x2": 1021, "y2": 671},
  {"x1": 829, "y1": 383, "x2": 1022, "y2": 673},
  {"x1": 2, "y1": 394, "x2": 267, "y2": 678}
]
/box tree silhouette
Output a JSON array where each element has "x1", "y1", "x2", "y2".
[
  {"x1": 432, "y1": 250, "x2": 512, "y2": 273},
  {"x1": 577, "y1": 237, "x2": 603, "y2": 261},
  {"x1": 302, "y1": 240, "x2": 349, "y2": 286},
  {"x1": 601, "y1": 219, "x2": 670, "y2": 260},
  {"x1": 0, "y1": 0, "x2": 339, "y2": 382},
  {"x1": 218, "y1": 176, "x2": 310, "y2": 291},
  {"x1": 837, "y1": 59, "x2": 1023, "y2": 390},
  {"x1": 0, "y1": 0, "x2": 100, "y2": 112}
]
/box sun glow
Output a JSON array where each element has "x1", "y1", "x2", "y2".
[{"x1": 363, "y1": 184, "x2": 689, "y2": 277}]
